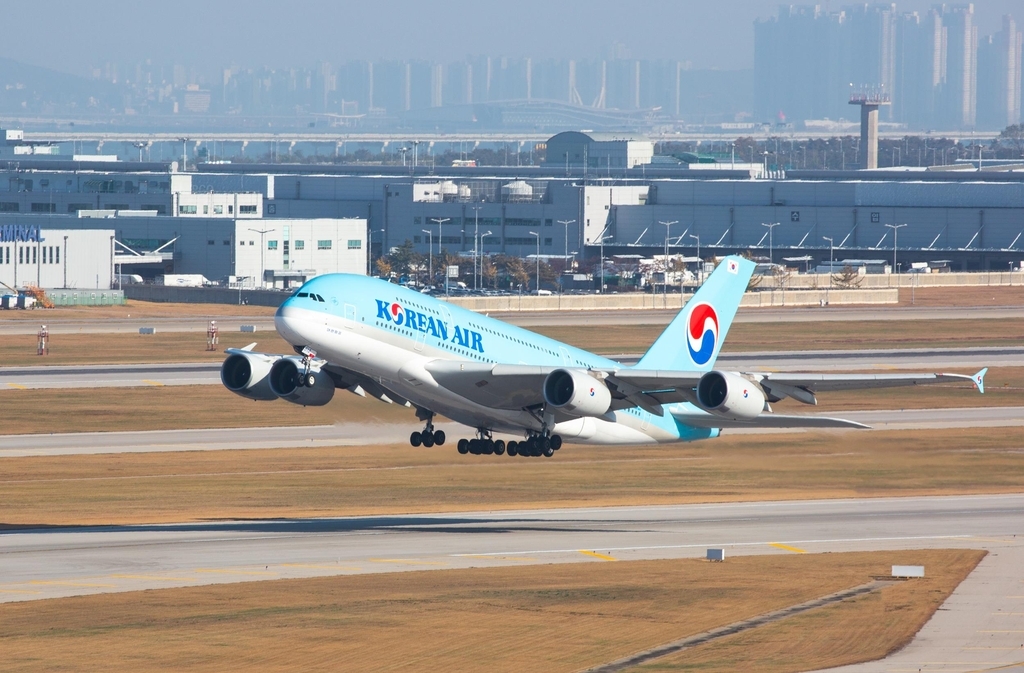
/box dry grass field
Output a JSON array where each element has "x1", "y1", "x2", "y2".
[
  {"x1": 0, "y1": 549, "x2": 983, "y2": 673},
  {"x1": 2, "y1": 425, "x2": 1021, "y2": 527},
  {"x1": 2, "y1": 316, "x2": 1020, "y2": 364},
  {"x1": 1, "y1": 300, "x2": 276, "y2": 320}
]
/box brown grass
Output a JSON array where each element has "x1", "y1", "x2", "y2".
[
  {"x1": 536, "y1": 318, "x2": 1024, "y2": 355},
  {"x1": 2, "y1": 300, "x2": 276, "y2": 320},
  {"x1": 0, "y1": 550, "x2": 984, "y2": 673},
  {"x1": 632, "y1": 550, "x2": 985, "y2": 673},
  {"x1": 5, "y1": 316, "x2": 1020, "y2": 364},
  {"x1": 0, "y1": 367, "x2": 1014, "y2": 437},
  {"x1": 895, "y1": 284, "x2": 1024, "y2": 307},
  {"x1": 2, "y1": 426, "x2": 1022, "y2": 527}
]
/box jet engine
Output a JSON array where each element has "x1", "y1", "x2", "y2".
[
  {"x1": 269, "y1": 357, "x2": 335, "y2": 407},
  {"x1": 696, "y1": 371, "x2": 765, "y2": 421},
  {"x1": 543, "y1": 368, "x2": 612, "y2": 417},
  {"x1": 221, "y1": 351, "x2": 278, "y2": 401}
]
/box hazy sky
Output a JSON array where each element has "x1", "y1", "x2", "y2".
[{"x1": 4, "y1": 1, "x2": 1021, "y2": 75}]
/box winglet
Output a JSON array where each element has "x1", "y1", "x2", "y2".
[
  {"x1": 973, "y1": 368, "x2": 987, "y2": 394},
  {"x1": 241, "y1": 342, "x2": 258, "y2": 352}
]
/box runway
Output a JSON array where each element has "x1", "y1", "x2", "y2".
[
  {"x1": 1, "y1": 346, "x2": 1018, "y2": 390},
  {"x1": 0, "y1": 406, "x2": 1021, "y2": 457},
  {"x1": 2, "y1": 304, "x2": 1022, "y2": 335}
]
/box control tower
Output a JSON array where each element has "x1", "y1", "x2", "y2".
[{"x1": 849, "y1": 93, "x2": 891, "y2": 170}]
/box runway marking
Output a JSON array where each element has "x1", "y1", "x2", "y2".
[
  {"x1": 579, "y1": 550, "x2": 617, "y2": 561},
  {"x1": 142, "y1": 380, "x2": 165, "y2": 387},
  {"x1": 369, "y1": 559, "x2": 447, "y2": 566},
  {"x1": 460, "y1": 555, "x2": 538, "y2": 562},
  {"x1": 29, "y1": 580, "x2": 116, "y2": 588},
  {"x1": 111, "y1": 574, "x2": 195, "y2": 581},
  {"x1": 194, "y1": 568, "x2": 276, "y2": 576},
  {"x1": 978, "y1": 630, "x2": 1024, "y2": 633},
  {"x1": 6, "y1": 383, "x2": 27, "y2": 389},
  {"x1": 278, "y1": 564, "x2": 362, "y2": 571},
  {"x1": 454, "y1": 534, "x2": 972, "y2": 557},
  {"x1": 769, "y1": 542, "x2": 808, "y2": 554},
  {"x1": 0, "y1": 589, "x2": 42, "y2": 594}
]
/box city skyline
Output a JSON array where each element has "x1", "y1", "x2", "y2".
[{"x1": 2, "y1": 1, "x2": 1022, "y2": 76}]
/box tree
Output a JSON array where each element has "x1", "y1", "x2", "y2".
[
  {"x1": 383, "y1": 240, "x2": 422, "y2": 280},
  {"x1": 999, "y1": 124, "x2": 1024, "y2": 158},
  {"x1": 832, "y1": 264, "x2": 863, "y2": 289},
  {"x1": 374, "y1": 257, "x2": 392, "y2": 279}
]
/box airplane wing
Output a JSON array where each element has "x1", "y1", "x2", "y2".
[
  {"x1": 669, "y1": 408, "x2": 870, "y2": 429},
  {"x1": 755, "y1": 368, "x2": 987, "y2": 404},
  {"x1": 424, "y1": 360, "x2": 986, "y2": 414}
]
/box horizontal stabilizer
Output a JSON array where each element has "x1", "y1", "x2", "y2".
[{"x1": 671, "y1": 409, "x2": 870, "y2": 430}]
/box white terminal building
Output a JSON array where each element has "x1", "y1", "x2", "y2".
[{"x1": 0, "y1": 225, "x2": 114, "y2": 289}]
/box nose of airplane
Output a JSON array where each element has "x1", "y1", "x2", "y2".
[{"x1": 275, "y1": 301, "x2": 312, "y2": 345}]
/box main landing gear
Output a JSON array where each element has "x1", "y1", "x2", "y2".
[
  {"x1": 410, "y1": 410, "x2": 445, "y2": 448},
  {"x1": 456, "y1": 431, "x2": 563, "y2": 458}
]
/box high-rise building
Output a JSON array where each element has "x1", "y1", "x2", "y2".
[
  {"x1": 978, "y1": 15, "x2": 1023, "y2": 129},
  {"x1": 938, "y1": 4, "x2": 978, "y2": 128}
]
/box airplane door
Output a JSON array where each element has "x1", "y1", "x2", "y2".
[
  {"x1": 640, "y1": 411, "x2": 652, "y2": 432},
  {"x1": 344, "y1": 303, "x2": 356, "y2": 329},
  {"x1": 414, "y1": 330, "x2": 426, "y2": 351},
  {"x1": 560, "y1": 347, "x2": 572, "y2": 366}
]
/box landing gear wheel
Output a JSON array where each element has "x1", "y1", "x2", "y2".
[
  {"x1": 482, "y1": 440, "x2": 494, "y2": 455},
  {"x1": 543, "y1": 446, "x2": 555, "y2": 458},
  {"x1": 433, "y1": 430, "x2": 446, "y2": 446},
  {"x1": 529, "y1": 439, "x2": 542, "y2": 457},
  {"x1": 493, "y1": 440, "x2": 505, "y2": 456},
  {"x1": 421, "y1": 432, "x2": 435, "y2": 448},
  {"x1": 506, "y1": 441, "x2": 518, "y2": 456},
  {"x1": 457, "y1": 438, "x2": 469, "y2": 454},
  {"x1": 550, "y1": 434, "x2": 563, "y2": 451},
  {"x1": 410, "y1": 432, "x2": 422, "y2": 448},
  {"x1": 469, "y1": 439, "x2": 481, "y2": 455},
  {"x1": 303, "y1": 373, "x2": 316, "y2": 387},
  {"x1": 538, "y1": 436, "x2": 551, "y2": 452}
]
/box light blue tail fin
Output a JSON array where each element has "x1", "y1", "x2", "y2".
[{"x1": 636, "y1": 255, "x2": 756, "y2": 372}]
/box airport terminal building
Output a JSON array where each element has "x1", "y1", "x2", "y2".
[{"x1": 1, "y1": 155, "x2": 1022, "y2": 287}]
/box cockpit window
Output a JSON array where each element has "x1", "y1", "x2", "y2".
[{"x1": 297, "y1": 292, "x2": 309, "y2": 298}]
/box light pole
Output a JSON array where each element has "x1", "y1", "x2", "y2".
[
  {"x1": 431, "y1": 218, "x2": 451, "y2": 297},
  {"x1": 557, "y1": 219, "x2": 575, "y2": 295},
  {"x1": 762, "y1": 222, "x2": 780, "y2": 267},
  {"x1": 248, "y1": 227, "x2": 274, "y2": 288},
  {"x1": 689, "y1": 233, "x2": 702, "y2": 285},
  {"x1": 529, "y1": 231, "x2": 540, "y2": 294},
  {"x1": 884, "y1": 223, "x2": 907, "y2": 287},
  {"x1": 421, "y1": 229, "x2": 432, "y2": 290},
  {"x1": 598, "y1": 233, "x2": 613, "y2": 294},
  {"x1": 477, "y1": 230, "x2": 491, "y2": 290},
  {"x1": 659, "y1": 220, "x2": 677, "y2": 302},
  {"x1": 822, "y1": 236, "x2": 834, "y2": 304},
  {"x1": 472, "y1": 206, "x2": 482, "y2": 290},
  {"x1": 178, "y1": 137, "x2": 189, "y2": 172}
]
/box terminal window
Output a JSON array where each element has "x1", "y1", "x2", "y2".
[
  {"x1": 239, "y1": 205, "x2": 258, "y2": 214},
  {"x1": 0, "y1": 202, "x2": 18, "y2": 212},
  {"x1": 267, "y1": 241, "x2": 278, "y2": 250},
  {"x1": 347, "y1": 240, "x2": 362, "y2": 249},
  {"x1": 179, "y1": 205, "x2": 197, "y2": 215},
  {"x1": 317, "y1": 240, "x2": 332, "y2": 250},
  {"x1": 294, "y1": 240, "x2": 305, "y2": 250}
]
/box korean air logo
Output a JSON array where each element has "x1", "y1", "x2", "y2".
[
  {"x1": 388, "y1": 302, "x2": 406, "y2": 326},
  {"x1": 743, "y1": 389, "x2": 749, "y2": 398},
  {"x1": 589, "y1": 387, "x2": 596, "y2": 397},
  {"x1": 686, "y1": 303, "x2": 719, "y2": 367}
]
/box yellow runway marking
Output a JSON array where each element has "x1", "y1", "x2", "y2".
[
  {"x1": 111, "y1": 574, "x2": 195, "y2": 581},
  {"x1": 369, "y1": 559, "x2": 447, "y2": 566},
  {"x1": 142, "y1": 379, "x2": 165, "y2": 387},
  {"x1": 461, "y1": 555, "x2": 539, "y2": 562},
  {"x1": 278, "y1": 564, "x2": 362, "y2": 571},
  {"x1": 0, "y1": 588, "x2": 42, "y2": 594},
  {"x1": 6, "y1": 383, "x2": 27, "y2": 389},
  {"x1": 579, "y1": 550, "x2": 618, "y2": 561},
  {"x1": 769, "y1": 542, "x2": 808, "y2": 554},
  {"x1": 194, "y1": 568, "x2": 276, "y2": 576},
  {"x1": 29, "y1": 580, "x2": 116, "y2": 588}
]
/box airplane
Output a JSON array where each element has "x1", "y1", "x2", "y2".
[{"x1": 220, "y1": 254, "x2": 987, "y2": 458}]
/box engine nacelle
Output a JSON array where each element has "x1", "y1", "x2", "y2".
[
  {"x1": 696, "y1": 371, "x2": 765, "y2": 421},
  {"x1": 269, "y1": 357, "x2": 335, "y2": 407},
  {"x1": 543, "y1": 368, "x2": 612, "y2": 417},
  {"x1": 221, "y1": 352, "x2": 278, "y2": 401}
]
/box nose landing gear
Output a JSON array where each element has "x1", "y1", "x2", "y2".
[{"x1": 410, "y1": 410, "x2": 445, "y2": 448}]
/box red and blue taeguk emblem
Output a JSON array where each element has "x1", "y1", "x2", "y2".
[
  {"x1": 686, "y1": 303, "x2": 719, "y2": 366},
  {"x1": 389, "y1": 302, "x2": 406, "y2": 326}
]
